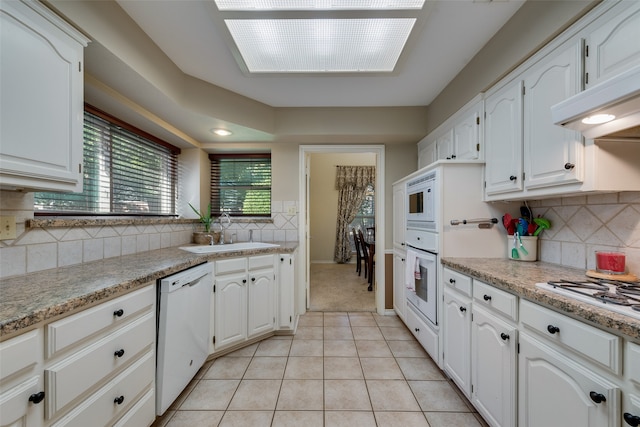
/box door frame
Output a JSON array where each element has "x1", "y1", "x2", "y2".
[{"x1": 298, "y1": 144, "x2": 386, "y2": 315}]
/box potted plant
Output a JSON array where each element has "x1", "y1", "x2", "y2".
[{"x1": 189, "y1": 203, "x2": 220, "y2": 244}]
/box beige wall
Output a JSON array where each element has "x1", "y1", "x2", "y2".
[{"x1": 309, "y1": 152, "x2": 376, "y2": 263}]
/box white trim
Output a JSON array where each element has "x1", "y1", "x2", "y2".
[{"x1": 299, "y1": 145, "x2": 386, "y2": 315}]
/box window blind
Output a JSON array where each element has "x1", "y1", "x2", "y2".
[
  {"x1": 210, "y1": 153, "x2": 271, "y2": 216},
  {"x1": 34, "y1": 109, "x2": 179, "y2": 215}
]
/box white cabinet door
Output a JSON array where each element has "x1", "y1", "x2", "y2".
[
  {"x1": 519, "y1": 333, "x2": 620, "y2": 427},
  {"x1": 436, "y1": 129, "x2": 455, "y2": 160},
  {"x1": 585, "y1": 0, "x2": 640, "y2": 87},
  {"x1": 453, "y1": 107, "x2": 481, "y2": 161},
  {"x1": 248, "y1": 267, "x2": 275, "y2": 338},
  {"x1": 392, "y1": 182, "x2": 406, "y2": 249},
  {"x1": 0, "y1": 376, "x2": 44, "y2": 427},
  {"x1": 0, "y1": 1, "x2": 87, "y2": 192},
  {"x1": 442, "y1": 287, "x2": 472, "y2": 397},
  {"x1": 484, "y1": 80, "x2": 524, "y2": 196},
  {"x1": 523, "y1": 41, "x2": 584, "y2": 190},
  {"x1": 471, "y1": 306, "x2": 517, "y2": 427},
  {"x1": 277, "y1": 254, "x2": 295, "y2": 331},
  {"x1": 392, "y1": 251, "x2": 406, "y2": 321},
  {"x1": 418, "y1": 141, "x2": 437, "y2": 169},
  {"x1": 214, "y1": 272, "x2": 248, "y2": 349}
]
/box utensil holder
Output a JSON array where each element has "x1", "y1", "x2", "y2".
[{"x1": 507, "y1": 235, "x2": 538, "y2": 261}]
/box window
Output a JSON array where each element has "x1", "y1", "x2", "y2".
[
  {"x1": 210, "y1": 153, "x2": 271, "y2": 217},
  {"x1": 34, "y1": 106, "x2": 180, "y2": 215},
  {"x1": 349, "y1": 184, "x2": 375, "y2": 251}
]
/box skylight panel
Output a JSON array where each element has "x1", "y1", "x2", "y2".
[
  {"x1": 225, "y1": 18, "x2": 416, "y2": 73},
  {"x1": 215, "y1": 0, "x2": 425, "y2": 11}
]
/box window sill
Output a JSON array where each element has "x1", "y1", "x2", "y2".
[{"x1": 27, "y1": 216, "x2": 274, "y2": 229}]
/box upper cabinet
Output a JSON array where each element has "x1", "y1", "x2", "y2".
[
  {"x1": 0, "y1": 0, "x2": 89, "y2": 192},
  {"x1": 418, "y1": 95, "x2": 483, "y2": 169},
  {"x1": 584, "y1": 0, "x2": 640, "y2": 87}
]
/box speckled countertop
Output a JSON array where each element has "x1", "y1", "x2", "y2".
[
  {"x1": 0, "y1": 243, "x2": 297, "y2": 341},
  {"x1": 441, "y1": 258, "x2": 640, "y2": 342}
]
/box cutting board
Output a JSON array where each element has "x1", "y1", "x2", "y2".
[{"x1": 586, "y1": 270, "x2": 638, "y2": 282}]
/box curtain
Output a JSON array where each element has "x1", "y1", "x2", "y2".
[{"x1": 334, "y1": 166, "x2": 376, "y2": 263}]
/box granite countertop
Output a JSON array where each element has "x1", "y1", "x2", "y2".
[
  {"x1": 0, "y1": 242, "x2": 297, "y2": 341},
  {"x1": 441, "y1": 257, "x2": 640, "y2": 342}
]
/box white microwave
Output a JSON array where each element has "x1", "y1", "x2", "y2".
[{"x1": 407, "y1": 171, "x2": 437, "y2": 230}]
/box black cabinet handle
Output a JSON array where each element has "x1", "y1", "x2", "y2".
[
  {"x1": 451, "y1": 154, "x2": 456, "y2": 159},
  {"x1": 459, "y1": 306, "x2": 467, "y2": 313},
  {"x1": 114, "y1": 395, "x2": 125, "y2": 405},
  {"x1": 624, "y1": 413, "x2": 640, "y2": 426},
  {"x1": 564, "y1": 162, "x2": 575, "y2": 170},
  {"x1": 547, "y1": 325, "x2": 560, "y2": 334},
  {"x1": 589, "y1": 391, "x2": 606, "y2": 404},
  {"x1": 449, "y1": 278, "x2": 456, "y2": 284},
  {"x1": 500, "y1": 333, "x2": 510, "y2": 341},
  {"x1": 113, "y1": 309, "x2": 124, "y2": 317},
  {"x1": 483, "y1": 294, "x2": 492, "y2": 301},
  {"x1": 114, "y1": 349, "x2": 125, "y2": 358},
  {"x1": 251, "y1": 277, "x2": 256, "y2": 282},
  {"x1": 29, "y1": 391, "x2": 45, "y2": 404},
  {"x1": 242, "y1": 279, "x2": 247, "y2": 283},
  {"x1": 414, "y1": 327, "x2": 420, "y2": 332},
  {"x1": 509, "y1": 175, "x2": 517, "y2": 181}
]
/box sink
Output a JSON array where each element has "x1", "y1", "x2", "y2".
[{"x1": 179, "y1": 242, "x2": 280, "y2": 254}]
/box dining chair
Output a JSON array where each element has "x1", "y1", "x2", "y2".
[
  {"x1": 352, "y1": 227, "x2": 364, "y2": 276},
  {"x1": 358, "y1": 229, "x2": 374, "y2": 289}
]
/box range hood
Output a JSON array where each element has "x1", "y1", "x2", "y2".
[{"x1": 551, "y1": 64, "x2": 640, "y2": 139}]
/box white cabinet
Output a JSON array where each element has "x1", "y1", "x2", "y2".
[
  {"x1": 277, "y1": 254, "x2": 296, "y2": 331},
  {"x1": 417, "y1": 137, "x2": 437, "y2": 169},
  {"x1": 392, "y1": 181, "x2": 406, "y2": 249},
  {"x1": 0, "y1": 0, "x2": 89, "y2": 192},
  {"x1": 213, "y1": 255, "x2": 276, "y2": 352},
  {"x1": 523, "y1": 41, "x2": 584, "y2": 190},
  {"x1": 442, "y1": 287, "x2": 471, "y2": 397},
  {"x1": 436, "y1": 129, "x2": 455, "y2": 161},
  {"x1": 392, "y1": 251, "x2": 406, "y2": 321},
  {"x1": 453, "y1": 107, "x2": 482, "y2": 161},
  {"x1": 0, "y1": 330, "x2": 44, "y2": 427},
  {"x1": 406, "y1": 304, "x2": 439, "y2": 362},
  {"x1": 519, "y1": 333, "x2": 620, "y2": 427},
  {"x1": 471, "y1": 306, "x2": 517, "y2": 427},
  {"x1": 585, "y1": 0, "x2": 640, "y2": 87}
]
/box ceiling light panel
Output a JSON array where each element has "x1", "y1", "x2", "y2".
[
  {"x1": 225, "y1": 18, "x2": 416, "y2": 73},
  {"x1": 215, "y1": 0, "x2": 425, "y2": 11}
]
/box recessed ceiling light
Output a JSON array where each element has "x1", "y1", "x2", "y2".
[
  {"x1": 225, "y1": 18, "x2": 416, "y2": 73},
  {"x1": 581, "y1": 114, "x2": 616, "y2": 125},
  {"x1": 211, "y1": 128, "x2": 233, "y2": 136}
]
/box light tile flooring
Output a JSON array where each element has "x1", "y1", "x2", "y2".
[{"x1": 152, "y1": 312, "x2": 488, "y2": 427}]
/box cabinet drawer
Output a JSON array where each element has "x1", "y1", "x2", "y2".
[
  {"x1": 45, "y1": 312, "x2": 155, "y2": 419},
  {"x1": 46, "y1": 285, "x2": 154, "y2": 358},
  {"x1": 216, "y1": 257, "x2": 247, "y2": 275},
  {"x1": 50, "y1": 351, "x2": 154, "y2": 427},
  {"x1": 249, "y1": 255, "x2": 274, "y2": 271},
  {"x1": 520, "y1": 299, "x2": 620, "y2": 374},
  {"x1": 473, "y1": 280, "x2": 518, "y2": 322},
  {"x1": 0, "y1": 376, "x2": 42, "y2": 426},
  {"x1": 0, "y1": 329, "x2": 40, "y2": 382},
  {"x1": 443, "y1": 268, "x2": 472, "y2": 297},
  {"x1": 113, "y1": 388, "x2": 155, "y2": 427},
  {"x1": 628, "y1": 342, "x2": 640, "y2": 387}
]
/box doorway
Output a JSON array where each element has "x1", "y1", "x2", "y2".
[{"x1": 298, "y1": 145, "x2": 386, "y2": 315}]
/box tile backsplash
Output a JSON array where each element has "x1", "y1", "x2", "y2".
[
  {"x1": 0, "y1": 191, "x2": 299, "y2": 279},
  {"x1": 532, "y1": 192, "x2": 640, "y2": 274}
]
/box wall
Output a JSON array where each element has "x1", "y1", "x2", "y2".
[
  {"x1": 533, "y1": 192, "x2": 640, "y2": 274},
  {"x1": 309, "y1": 152, "x2": 376, "y2": 263}
]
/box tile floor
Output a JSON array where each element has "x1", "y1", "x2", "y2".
[{"x1": 152, "y1": 312, "x2": 489, "y2": 427}]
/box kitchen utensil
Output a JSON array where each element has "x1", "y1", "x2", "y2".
[
  {"x1": 518, "y1": 233, "x2": 529, "y2": 255},
  {"x1": 528, "y1": 222, "x2": 537, "y2": 235},
  {"x1": 518, "y1": 218, "x2": 529, "y2": 236},
  {"x1": 511, "y1": 233, "x2": 520, "y2": 259},
  {"x1": 520, "y1": 205, "x2": 533, "y2": 223},
  {"x1": 533, "y1": 218, "x2": 551, "y2": 236},
  {"x1": 503, "y1": 213, "x2": 514, "y2": 235}
]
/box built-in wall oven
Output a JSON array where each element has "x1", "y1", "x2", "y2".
[{"x1": 405, "y1": 245, "x2": 438, "y2": 325}]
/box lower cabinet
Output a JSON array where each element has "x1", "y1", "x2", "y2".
[
  {"x1": 442, "y1": 287, "x2": 472, "y2": 397},
  {"x1": 277, "y1": 254, "x2": 296, "y2": 331},
  {"x1": 471, "y1": 306, "x2": 517, "y2": 427},
  {"x1": 406, "y1": 303, "x2": 439, "y2": 363},
  {"x1": 518, "y1": 333, "x2": 620, "y2": 427},
  {"x1": 212, "y1": 255, "x2": 276, "y2": 352}
]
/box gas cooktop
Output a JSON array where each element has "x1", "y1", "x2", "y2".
[{"x1": 536, "y1": 279, "x2": 640, "y2": 321}]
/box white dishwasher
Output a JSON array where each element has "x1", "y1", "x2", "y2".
[{"x1": 156, "y1": 262, "x2": 213, "y2": 415}]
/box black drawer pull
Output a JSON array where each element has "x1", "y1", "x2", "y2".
[
  {"x1": 114, "y1": 349, "x2": 125, "y2": 358},
  {"x1": 114, "y1": 395, "x2": 125, "y2": 405},
  {"x1": 624, "y1": 412, "x2": 640, "y2": 426},
  {"x1": 414, "y1": 327, "x2": 420, "y2": 332},
  {"x1": 547, "y1": 325, "x2": 560, "y2": 334},
  {"x1": 564, "y1": 162, "x2": 575, "y2": 170},
  {"x1": 509, "y1": 175, "x2": 517, "y2": 181},
  {"x1": 500, "y1": 333, "x2": 510, "y2": 341},
  {"x1": 449, "y1": 278, "x2": 456, "y2": 284},
  {"x1": 483, "y1": 294, "x2": 492, "y2": 301},
  {"x1": 589, "y1": 391, "x2": 606, "y2": 404},
  {"x1": 29, "y1": 391, "x2": 45, "y2": 404},
  {"x1": 251, "y1": 277, "x2": 256, "y2": 282},
  {"x1": 113, "y1": 309, "x2": 124, "y2": 317},
  {"x1": 459, "y1": 306, "x2": 467, "y2": 313}
]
